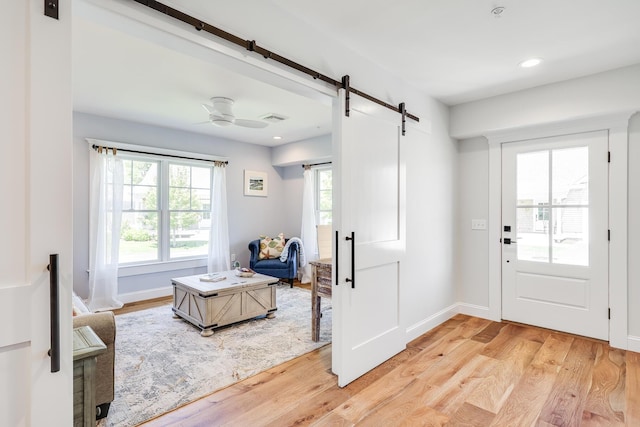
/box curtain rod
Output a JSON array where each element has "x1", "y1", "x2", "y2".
[
  {"x1": 91, "y1": 144, "x2": 229, "y2": 164},
  {"x1": 132, "y1": 0, "x2": 420, "y2": 124},
  {"x1": 301, "y1": 161, "x2": 332, "y2": 169}
]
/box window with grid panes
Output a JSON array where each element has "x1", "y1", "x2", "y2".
[{"x1": 118, "y1": 155, "x2": 212, "y2": 265}]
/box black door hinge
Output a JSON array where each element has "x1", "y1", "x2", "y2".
[
  {"x1": 608, "y1": 230, "x2": 611, "y2": 241},
  {"x1": 45, "y1": 0, "x2": 59, "y2": 19},
  {"x1": 608, "y1": 308, "x2": 611, "y2": 319},
  {"x1": 608, "y1": 151, "x2": 611, "y2": 163}
]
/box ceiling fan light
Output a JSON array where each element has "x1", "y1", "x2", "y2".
[{"x1": 210, "y1": 118, "x2": 233, "y2": 127}]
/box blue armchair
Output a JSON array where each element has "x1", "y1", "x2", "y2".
[{"x1": 248, "y1": 239, "x2": 299, "y2": 287}]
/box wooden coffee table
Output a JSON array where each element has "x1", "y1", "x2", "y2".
[{"x1": 171, "y1": 271, "x2": 279, "y2": 336}]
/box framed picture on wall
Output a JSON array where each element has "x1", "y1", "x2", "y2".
[{"x1": 244, "y1": 170, "x2": 268, "y2": 197}]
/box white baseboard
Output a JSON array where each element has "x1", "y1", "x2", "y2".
[
  {"x1": 457, "y1": 303, "x2": 492, "y2": 320},
  {"x1": 404, "y1": 302, "x2": 494, "y2": 343},
  {"x1": 628, "y1": 335, "x2": 640, "y2": 353},
  {"x1": 405, "y1": 303, "x2": 459, "y2": 342},
  {"x1": 118, "y1": 286, "x2": 173, "y2": 304}
]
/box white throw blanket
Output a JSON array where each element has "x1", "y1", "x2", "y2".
[{"x1": 280, "y1": 237, "x2": 307, "y2": 267}]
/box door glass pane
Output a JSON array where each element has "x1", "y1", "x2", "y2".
[
  {"x1": 552, "y1": 147, "x2": 588, "y2": 205},
  {"x1": 517, "y1": 151, "x2": 549, "y2": 206},
  {"x1": 517, "y1": 206, "x2": 549, "y2": 262},
  {"x1": 552, "y1": 207, "x2": 589, "y2": 266}
]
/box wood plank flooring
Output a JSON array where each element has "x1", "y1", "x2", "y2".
[
  {"x1": 112, "y1": 295, "x2": 173, "y2": 315},
  {"x1": 137, "y1": 314, "x2": 638, "y2": 426}
]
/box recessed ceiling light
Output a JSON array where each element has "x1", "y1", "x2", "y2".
[
  {"x1": 519, "y1": 58, "x2": 543, "y2": 68},
  {"x1": 273, "y1": 136, "x2": 282, "y2": 140}
]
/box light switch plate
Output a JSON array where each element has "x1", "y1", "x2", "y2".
[{"x1": 471, "y1": 219, "x2": 487, "y2": 230}]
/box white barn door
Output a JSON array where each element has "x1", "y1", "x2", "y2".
[
  {"x1": 0, "y1": 1, "x2": 73, "y2": 425},
  {"x1": 332, "y1": 90, "x2": 406, "y2": 387}
]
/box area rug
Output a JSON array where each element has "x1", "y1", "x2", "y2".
[{"x1": 100, "y1": 284, "x2": 331, "y2": 427}]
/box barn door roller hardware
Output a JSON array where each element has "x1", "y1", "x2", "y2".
[
  {"x1": 342, "y1": 75, "x2": 351, "y2": 117},
  {"x1": 45, "y1": 0, "x2": 59, "y2": 19},
  {"x1": 133, "y1": 0, "x2": 420, "y2": 133},
  {"x1": 399, "y1": 102, "x2": 407, "y2": 136}
]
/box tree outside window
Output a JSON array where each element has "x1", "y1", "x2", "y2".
[
  {"x1": 120, "y1": 159, "x2": 159, "y2": 263},
  {"x1": 167, "y1": 163, "x2": 210, "y2": 259}
]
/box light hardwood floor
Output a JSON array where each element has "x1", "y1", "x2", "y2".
[{"x1": 137, "y1": 314, "x2": 639, "y2": 426}]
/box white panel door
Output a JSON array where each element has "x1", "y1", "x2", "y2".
[
  {"x1": 332, "y1": 91, "x2": 406, "y2": 387},
  {"x1": 0, "y1": 1, "x2": 73, "y2": 426},
  {"x1": 501, "y1": 131, "x2": 608, "y2": 340}
]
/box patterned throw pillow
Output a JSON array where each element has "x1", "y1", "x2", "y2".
[{"x1": 259, "y1": 233, "x2": 286, "y2": 259}]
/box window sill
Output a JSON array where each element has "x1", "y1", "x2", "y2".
[{"x1": 118, "y1": 258, "x2": 207, "y2": 277}]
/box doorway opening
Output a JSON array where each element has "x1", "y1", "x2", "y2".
[{"x1": 73, "y1": 3, "x2": 336, "y2": 424}]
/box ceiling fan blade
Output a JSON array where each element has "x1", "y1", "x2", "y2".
[
  {"x1": 234, "y1": 119, "x2": 268, "y2": 129},
  {"x1": 202, "y1": 104, "x2": 215, "y2": 114},
  {"x1": 193, "y1": 120, "x2": 211, "y2": 125}
]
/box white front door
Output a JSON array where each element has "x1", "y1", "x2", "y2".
[
  {"x1": 0, "y1": 1, "x2": 73, "y2": 425},
  {"x1": 332, "y1": 91, "x2": 406, "y2": 387},
  {"x1": 501, "y1": 131, "x2": 609, "y2": 340}
]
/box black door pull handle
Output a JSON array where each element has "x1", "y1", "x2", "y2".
[
  {"x1": 345, "y1": 232, "x2": 355, "y2": 288},
  {"x1": 48, "y1": 254, "x2": 60, "y2": 373}
]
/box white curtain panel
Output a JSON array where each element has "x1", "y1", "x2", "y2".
[
  {"x1": 300, "y1": 167, "x2": 318, "y2": 283},
  {"x1": 88, "y1": 149, "x2": 124, "y2": 312},
  {"x1": 208, "y1": 162, "x2": 230, "y2": 272}
]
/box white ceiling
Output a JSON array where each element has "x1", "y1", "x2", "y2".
[
  {"x1": 72, "y1": 17, "x2": 333, "y2": 147},
  {"x1": 73, "y1": 0, "x2": 640, "y2": 145}
]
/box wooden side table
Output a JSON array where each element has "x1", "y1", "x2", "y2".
[
  {"x1": 73, "y1": 326, "x2": 107, "y2": 427},
  {"x1": 310, "y1": 258, "x2": 332, "y2": 342}
]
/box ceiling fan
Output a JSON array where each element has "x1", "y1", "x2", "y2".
[{"x1": 200, "y1": 97, "x2": 268, "y2": 128}]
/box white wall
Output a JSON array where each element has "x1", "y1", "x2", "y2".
[
  {"x1": 451, "y1": 64, "x2": 640, "y2": 343},
  {"x1": 451, "y1": 63, "x2": 640, "y2": 139},
  {"x1": 73, "y1": 112, "x2": 305, "y2": 298},
  {"x1": 272, "y1": 134, "x2": 331, "y2": 167},
  {"x1": 280, "y1": 165, "x2": 304, "y2": 237},
  {"x1": 456, "y1": 137, "x2": 489, "y2": 309},
  {"x1": 403, "y1": 99, "x2": 458, "y2": 337}
]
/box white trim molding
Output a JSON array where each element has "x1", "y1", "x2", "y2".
[
  {"x1": 484, "y1": 111, "x2": 637, "y2": 145},
  {"x1": 608, "y1": 124, "x2": 630, "y2": 349},
  {"x1": 628, "y1": 336, "x2": 640, "y2": 353},
  {"x1": 118, "y1": 286, "x2": 173, "y2": 305},
  {"x1": 457, "y1": 303, "x2": 492, "y2": 320},
  {"x1": 405, "y1": 303, "x2": 458, "y2": 342},
  {"x1": 487, "y1": 142, "x2": 502, "y2": 322}
]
